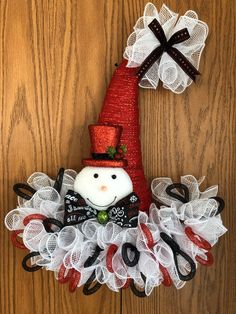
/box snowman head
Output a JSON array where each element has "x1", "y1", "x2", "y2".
[{"x1": 74, "y1": 166, "x2": 133, "y2": 210}]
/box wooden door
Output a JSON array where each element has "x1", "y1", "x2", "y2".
[{"x1": 0, "y1": 1, "x2": 235, "y2": 313}]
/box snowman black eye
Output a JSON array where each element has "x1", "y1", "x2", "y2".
[
  {"x1": 94, "y1": 173, "x2": 99, "y2": 178},
  {"x1": 111, "y1": 175, "x2": 117, "y2": 179}
]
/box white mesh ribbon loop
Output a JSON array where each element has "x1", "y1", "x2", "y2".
[
  {"x1": 23, "y1": 220, "x2": 47, "y2": 251},
  {"x1": 153, "y1": 241, "x2": 174, "y2": 268},
  {"x1": 27, "y1": 169, "x2": 76, "y2": 196},
  {"x1": 124, "y1": 2, "x2": 208, "y2": 93},
  {"x1": 152, "y1": 175, "x2": 227, "y2": 254},
  {"x1": 5, "y1": 169, "x2": 226, "y2": 294},
  {"x1": 58, "y1": 226, "x2": 83, "y2": 250},
  {"x1": 112, "y1": 246, "x2": 128, "y2": 280},
  {"x1": 5, "y1": 208, "x2": 39, "y2": 231}
]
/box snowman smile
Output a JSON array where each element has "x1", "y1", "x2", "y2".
[{"x1": 87, "y1": 196, "x2": 117, "y2": 207}]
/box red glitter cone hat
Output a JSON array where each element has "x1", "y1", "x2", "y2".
[{"x1": 98, "y1": 60, "x2": 151, "y2": 212}]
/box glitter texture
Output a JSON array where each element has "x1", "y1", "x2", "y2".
[{"x1": 98, "y1": 59, "x2": 152, "y2": 212}]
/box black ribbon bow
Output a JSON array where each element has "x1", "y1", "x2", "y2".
[
  {"x1": 64, "y1": 190, "x2": 139, "y2": 228},
  {"x1": 137, "y1": 18, "x2": 200, "y2": 81}
]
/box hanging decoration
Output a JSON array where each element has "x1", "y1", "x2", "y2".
[{"x1": 5, "y1": 3, "x2": 226, "y2": 297}]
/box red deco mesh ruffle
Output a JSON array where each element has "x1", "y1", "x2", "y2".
[{"x1": 99, "y1": 59, "x2": 151, "y2": 212}]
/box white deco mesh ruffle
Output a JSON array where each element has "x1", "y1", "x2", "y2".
[
  {"x1": 5, "y1": 171, "x2": 227, "y2": 294},
  {"x1": 151, "y1": 175, "x2": 227, "y2": 245},
  {"x1": 123, "y1": 2, "x2": 208, "y2": 93}
]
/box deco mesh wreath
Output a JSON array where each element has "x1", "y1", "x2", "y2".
[{"x1": 5, "y1": 3, "x2": 227, "y2": 297}]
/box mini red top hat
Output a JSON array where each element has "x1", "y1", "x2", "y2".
[{"x1": 82, "y1": 124, "x2": 128, "y2": 168}]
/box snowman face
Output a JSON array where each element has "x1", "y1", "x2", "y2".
[{"x1": 73, "y1": 166, "x2": 133, "y2": 210}]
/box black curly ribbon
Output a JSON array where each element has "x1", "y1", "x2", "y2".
[
  {"x1": 137, "y1": 18, "x2": 200, "y2": 81},
  {"x1": 82, "y1": 245, "x2": 103, "y2": 295},
  {"x1": 13, "y1": 183, "x2": 36, "y2": 200},
  {"x1": 22, "y1": 251, "x2": 42, "y2": 272},
  {"x1": 210, "y1": 196, "x2": 225, "y2": 215},
  {"x1": 166, "y1": 183, "x2": 190, "y2": 203},
  {"x1": 43, "y1": 218, "x2": 64, "y2": 233},
  {"x1": 53, "y1": 168, "x2": 65, "y2": 194},
  {"x1": 84, "y1": 245, "x2": 103, "y2": 268},
  {"x1": 13, "y1": 167, "x2": 64, "y2": 200},
  {"x1": 130, "y1": 273, "x2": 147, "y2": 298},
  {"x1": 165, "y1": 183, "x2": 225, "y2": 216},
  {"x1": 160, "y1": 232, "x2": 196, "y2": 281},
  {"x1": 121, "y1": 243, "x2": 140, "y2": 267},
  {"x1": 83, "y1": 270, "x2": 102, "y2": 295}
]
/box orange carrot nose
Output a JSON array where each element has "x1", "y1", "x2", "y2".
[{"x1": 100, "y1": 186, "x2": 108, "y2": 192}]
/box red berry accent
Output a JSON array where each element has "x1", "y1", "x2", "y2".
[
  {"x1": 185, "y1": 227, "x2": 211, "y2": 251},
  {"x1": 23, "y1": 214, "x2": 48, "y2": 226},
  {"x1": 196, "y1": 251, "x2": 214, "y2": 266},
  {"x1": 117, "y1": 148, "x2": 123, "y2": 154},
  {"x1": 140, "y1": 223, "x2": 155, "y2": 248},
  {"x1": 106, "y1": 244, "x2": 118, "y2": 272},
  {"x1": 159, "y1": 264, "x2": 172, "y2": 287},
  {"x1": 11, "y1": 230, "x2": 26, "y2": 249},
  {"x1": 58, "y1": 264, "x2": 74, "y2": 284},
  {"x1": 114, "y1": 153, "x2": 122, "y2": 160}
]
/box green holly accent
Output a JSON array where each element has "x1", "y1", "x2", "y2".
[
  {"x1": 97, "y1": 210, "x2": 109, "y2": 224},
  {"x1": 107, "y1": 146, "x2": 117, "y2": 159},
  {"x1": 120, "y1": 144, "x2": 127, "y2": 154},
  {"x1": 106, "y1": 144, "x2": 127, "y2": 159}
]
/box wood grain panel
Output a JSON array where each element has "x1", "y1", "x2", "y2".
[
  {"x1": 122, "y1": 0, "x2": 236, "y2": 313},
  {"x1": 0, "y1": 1, "x2": 122, "y2": 313},
  {"x1": 0, "y1": 1, "x2": 235, "y2": 314}
]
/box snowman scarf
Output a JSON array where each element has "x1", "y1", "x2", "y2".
[{"x1": 64, "y1": 190, "x2": 140, "y2": 228}]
